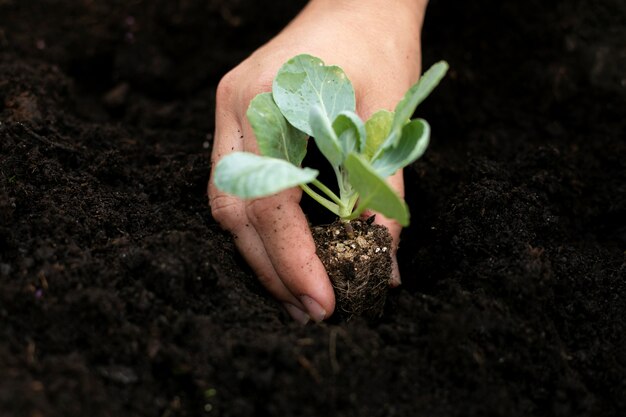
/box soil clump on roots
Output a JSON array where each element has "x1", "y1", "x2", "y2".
[{"x1": 312, "y1": 219, "x2": 392, "y2": 320}]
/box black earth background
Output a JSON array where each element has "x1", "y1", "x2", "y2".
[{"x1": 0, "y1": 0, "x2": 625, "y2": 416}]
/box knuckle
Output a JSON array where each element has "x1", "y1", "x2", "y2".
[
  {"x1": 244, "y1": 189, "x2": 303, "y2": 226},
  {"x1": 244, "y1": 197, "x2": 275, "y2": 226},
  {"x1": 217, "y1": 65, "x2": 275, "y2": 109},
  {"x1": 239, "y1": 72, "x2": 274, "y2": 107},
  {"x1": 215, "y1": 70, "x2": 238, "y2": 104},
  {"x1": 251, "y1": 70, "x2": 275, "y2": 94},
  {"x1": 209, "y1": 194, "x2": 244, "y2": 231}
]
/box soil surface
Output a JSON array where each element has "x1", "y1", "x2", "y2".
[{"x1": 1, "y1": 0, "x2": 625, "y2": 416}]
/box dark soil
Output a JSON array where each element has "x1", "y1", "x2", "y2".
[
  {"x1": 312, "y1": 219, "x2": 393, "y2": 321},
  {"x1": 1, "y1": 0, "x2": 625, "y2": 416}
]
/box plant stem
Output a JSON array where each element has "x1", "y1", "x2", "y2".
[
  {"x1": 311, "y1": 179, "x2": 343, "y2": 206},
  {"x1": 343, "y1": 194, "x2": 367, "y2": 221},
  {"x1": 300, "y1": 184, "x2": 340, "y2": 216},
  {"x1": 333, "y1": 165, "x2": 348, "y2": 199},
  {"x1": 346, "y1": 193, "x2": 359, "y2": 214},
  {"x1": 336, "y1": 191, "x2": 359, "y2": 220}
]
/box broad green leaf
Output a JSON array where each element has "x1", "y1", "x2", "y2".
[
  {"x1": 372, "y1": 118, "x2": 430, "y2": 177},
  {"x1": 273, "y1": 54, "x2": 356, "y2": 136},
  {"x1": 333, "y1": 111, "x2": 365, "y2": 157},
  {"x1": 246, "y1": 93, "x2": 308, "y2": 165},
  {"x1": 214, "y1": 152, "x2": 318, "y2": 198},
  {"x1": 344, "y1": 153, "x2": 409, "y2": 226},
  {"x1": 364, "y1": 110, "x2": 393, "y2": 159},
  {"x1": 309, "y1": 105, "x2": 343, "y2": 167},
  {"x1": 392, "y1": 61, "x2": 448, "y2": 134}
]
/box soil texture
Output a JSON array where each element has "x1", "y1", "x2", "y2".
[{"x1": 1, "y1": 0, "x2": 625, "y2": 416}]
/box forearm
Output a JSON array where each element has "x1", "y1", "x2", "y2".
[
  {"x1": 304, "y1": 0, "x2": 428, "y2": 26},
  {"x1": 277, "y1": 0, "x2": 427, "y2": 65},
  {"x1": 307, "y1": 0, "x2": 428, "y2": 13}
]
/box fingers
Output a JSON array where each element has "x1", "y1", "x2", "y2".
[
  {"x1": 239, "y1": 93, "x2": 335, "y2": 321},
  {"x1": 245, "y1": 190, "x2": 335, "y2": 321},
  {"x1": 233, "y1": 218, "x2": 313, "y2": 324},
  {"x1": 210, "y1": 86, "x2": 307, "y2": 322},
  {"x1": 210, "y1": 188, "x2": 315, "y2": 324},
  {"x1": 211, "y1": 194, "x2": 298, "y2": 294},
  {"x1": 211, "y1": 186, "x2": 334, "y2": 323}
]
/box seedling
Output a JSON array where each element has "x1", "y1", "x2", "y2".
[{"x1": 214, "y1": 54, "x2": 447, "y2": 226}]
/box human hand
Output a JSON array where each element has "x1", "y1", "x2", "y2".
[{"x1": 208, "y1": 0, "x2": 428, "y2": 323}]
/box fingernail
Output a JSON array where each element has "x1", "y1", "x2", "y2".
[
  {"x1": 283, "y1": 303, "x2": 310, "y2": 325},
  {"x1": 299, "y1": 295, "x2": 326, "y2": 322}
]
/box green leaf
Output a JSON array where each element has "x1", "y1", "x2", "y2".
[
  {"x1": 373, "y1": 61, "x2": 447, "y2": 160},
  {"x1": 309, "y1": 105, "x2": 343, "y2": 167},
  {"x1": 392, "y1": 61, "x2": 448, "y2": 135},
  {"x1": 344, "y1": 153, "x2": 409, "y2": 226},
  {"x1": 364, "y1": 110, "x2": 393, "y2": 159},
  {"x1": 214, "y1": 152, "x2": 318, "y2": 198},
  {"x1": 273, "y1": 54, "x2": 356, "y2": 137},
  {"x1": 372, "y1": 119, "x2": 430, "y2": 177},
  {"x1": 333, "y1": 110, "x2": 366, "y2": 157},
  {"x1": 246, "y1": 93, "x2": 308, "y2": 165}
]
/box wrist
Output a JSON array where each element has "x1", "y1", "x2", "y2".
[
  {"x1": 284, "y1": 0, "x2": 428, "y2": 49},
  {"x1": 306, "y1": 0, "x2": 428, "y2": 23}
]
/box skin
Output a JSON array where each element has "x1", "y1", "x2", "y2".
[{"x1": 209, "y1": 0, "x2": 429, "y2": 324}]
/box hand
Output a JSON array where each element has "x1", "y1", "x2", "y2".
[{"x1": 208, "y1": 0, "x2": 427, "y2": 323}]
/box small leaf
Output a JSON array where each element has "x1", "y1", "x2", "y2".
[
  {"x1": 392, "y1": 61, "x2": 448, "y2": 135},
  {"x1": 364, "y1": 110, "x2": 393, "y2": 159},
  {"x1": 214, "y1": 152, "x2": 318, "y2": 198},
  {"x1": 372, "y1": 119, "x2": 430, "y2": 177},
  {"x1": 333, "y1": 111, "x2": 366, "y2": 157},
  {"x1": 247, "y1": 93, "x2": 308, "y2": 165},
  {"x1": 273, "y1": 54, "x2": 356, "y2": 136},
  {"x1": 309, "y1": 105, "x2": 343, "y2": 167},
  {"x1": 344, "y1": 153, "x2": 409, "y2": 226}
]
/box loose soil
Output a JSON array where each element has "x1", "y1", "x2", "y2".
[{"x1": 1, "y1": 0, "x2": 625, "y2": 416}]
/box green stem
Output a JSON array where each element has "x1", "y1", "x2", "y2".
[
  {"x1": 346, "y1": 193, "x2": 359, "y2": 214},
  {"x1": 338, "y1": 201, "x2": 353, "y2": 220},
  {"x1": 333, "y1": 165, "x2": 348, "y2": 199},
  {"x1": 311, "y1": 179, "x2": 343, "y2": 206},
  {"x1": 300, "y1": 184, "x2": 340, "y2": 216},
  {"x1": 343, "y1": 193, "x2": 366, "y2": 221},
  {"x1": 337, "y1": 185, "x2": 359, "y2": 220}
]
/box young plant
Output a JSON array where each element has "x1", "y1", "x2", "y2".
[{"x1": 214, "y1": 54, "x2": 447, "y2": 226}]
